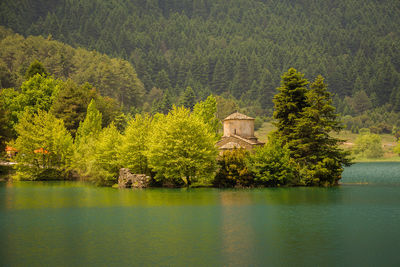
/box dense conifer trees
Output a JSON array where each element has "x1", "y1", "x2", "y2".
[
  {"x1": 1, "y1": 0, "x2": 399, "y2": 113},
  {"x1": 272, "y1": 69, "x2": 351, "y2": 185}
]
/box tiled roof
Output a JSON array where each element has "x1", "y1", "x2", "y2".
[
  {"x1": 219, "y1": 142, "x2": 242, "y2": 149},
  {"x1": 223, "y1": 112, "x2": 254, "y2": 121}
]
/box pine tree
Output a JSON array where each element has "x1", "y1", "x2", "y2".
[
  {"x1": 155, "y1": 69, "x2": 171, "y2": 90},
  {"x1": 152, "y1": 89, "x2": 172, "y2": 114},
  {"x1": 273, "y1": 68, "x2": 309, "y2": 144},
  {"x1": 352, "y1": 90, "x2": 372, "y2": 114},
  {"x1": 293, "y1": 75, "x2": 351, "y2": 185},
  {"x1": 51, "y1": 80, "x2": 93, "y2": 137},
  {"x1": 180, "y1": 86, "x2": 196, "y2": 110},
  {"x1": 232, "y1": 56, "x2": 250, "y2": 99},
  {"x1": 211, "y1": 59, "x2": 228, "y2": 95},
  {"x1": 273, "y1": 69, "x2": 351, "y2": 186}
]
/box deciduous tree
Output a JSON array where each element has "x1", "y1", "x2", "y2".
[
  {"x1": 118, "y1": 114, "x2": 153, "y2": 174},
  {"x1": 13, "y1": 110, "x2": 73, "y2": 180},
  {"x1": 147, "y1": 106, "x2": 217, "y2": 186}
]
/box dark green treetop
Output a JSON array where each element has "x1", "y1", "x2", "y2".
[
  {"x1": 273, "y1": 68, "x2": 309, "y2": 142},
  {"x1": 180, "y1": 86, "x2": 196, "y2": 110},
  {"x1": 25, "y1": 60, "x2": 48, "y2": 80}
]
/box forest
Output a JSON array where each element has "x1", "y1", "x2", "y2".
[
  {"x1": 1, "y1": 0, "x2": 400, "y2": 116},
  {"x1": 1, "y1": 0, "x2": 400, "y2": 186}
]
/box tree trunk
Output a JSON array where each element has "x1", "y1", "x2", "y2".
[{"x1": 186, "y1": 176, "x2": 191, "y2": 187}]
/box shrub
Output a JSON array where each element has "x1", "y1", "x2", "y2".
[
  {"x1": 214, "y1": 149, "x2": 253, "y2": 188},
  {"x1": 353, "y1": 132, "x2": 384, "y2": 159},
  {"x1": 248, "y1": 137, "x2": 296, "y2": 186},
  {"x1": 254, "y1": 116, "x2": 263, "y2": 131}
]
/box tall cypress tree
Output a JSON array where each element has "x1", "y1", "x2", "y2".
[
  {"x1": 273, "y1": 69, "x2": 351, "y2": 186},
  {"x1": 293, "y1": 76, "x2": 351, "y2": 185},
  {"x1": 273, "y1": 68, "x2": 309, "y2": 144}
]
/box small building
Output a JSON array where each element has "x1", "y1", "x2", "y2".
[
  {"x1": 216, "y1": 112, "x2": 264, "y2": 152},
  {"x1": 5, "y1": 146, "x2": 18, "y2": 158}
]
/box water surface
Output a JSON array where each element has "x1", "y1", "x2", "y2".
[{"x1": 1, "y1": 162, "x2": 400, "y2": 266}]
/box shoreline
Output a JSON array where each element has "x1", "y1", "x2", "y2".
[{"x1": 352, "y1": 158, "x2": 400, "y2": 163}]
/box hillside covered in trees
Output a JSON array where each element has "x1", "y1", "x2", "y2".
[
  {"x1": 1, "y1": 0, "x2": 400, "y2": 112},
  {"x1": 0, "y1": 27, "x2": 144, "y2": 109}
]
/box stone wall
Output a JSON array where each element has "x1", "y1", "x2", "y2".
[
  {"x1": 118, "y1": 168, "x2": 150, "y2": 188},
  {"x1": 223, "y1": 119, "x2": 254, "y2": 139}
]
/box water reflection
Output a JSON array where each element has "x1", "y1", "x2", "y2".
[{"x1": 1, "y1": 164, "x2": 400, "y2": 266}]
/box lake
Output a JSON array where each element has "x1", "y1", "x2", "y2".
[{"x1": 1, "y1": 162, "x2": 400, "y2": 266}]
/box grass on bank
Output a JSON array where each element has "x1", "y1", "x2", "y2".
[{"x1": 255, "y1": 122, "x2": 400, "y2": 162}]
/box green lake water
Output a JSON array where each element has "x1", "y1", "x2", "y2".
[{"x1": 1, "y1": 162, "x2": 400, "y2": 266}]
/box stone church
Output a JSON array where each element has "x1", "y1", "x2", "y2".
[{"x1": 216, "y1": 112, "x2": 264, "y2": 152}]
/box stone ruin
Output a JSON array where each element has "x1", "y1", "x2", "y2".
[{"x1": 118, "y1": 168, "x2": 150, "y2": 189}]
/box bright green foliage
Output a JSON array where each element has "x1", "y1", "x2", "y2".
[
  {"x1": 2, "y1": 74, "x2": 60, "y2": 123},
  {"x1": 19, "y1": 74, "x2": 60, "y2": 112},
  {"x1": 147, "y1": 106, "x2": 218, "y2": 186},
  {"x1": 353, "y1": 132, "x2": 384, "y2": 159},
  {"x1": 88, "y1": 123, "x2": 122, "y2": 185},
  {"x1": 248, "y1": 137, "x2": 295, "y2": 187},
  {"x1": 75, "y1": 100, "x2": 102, "y2": 143},
  {"x1": 392, "y1": 126, "x2": 400, "y2": 141},
  {"x1": 0, "y1": 102, "x2": 13, "y2": 152},
  {"x1": 394, "y1": 142, "x2": 400, "y2": 155},
  {"x1": 13, "y1": 110, "x2": 73, "y2": 180},
  {"x1": 180, "y1": 86, "x2": 196, "y2": 110},
  {"x1": 394, "y1": 128, "x2": 400, "y2": 154},
  {"x1": 214, "y1": 149, "x2": 253, "y2": 188},
  {"x1": 0, "y1": 88, "x2": 19, "y2": 126},
  {"x1": 0, "y1": 28, "x2": 144, "y2": 109},
  {"x1": 118, "y1": 114, "x2": 152, "y2": 174},
  {"x1": 192, "y1": 95, "x2": 220, "y2": 136},
  {"x1": 72, "y1": 100, "x2": 102, "y2": 176},
  {"x1": 25, "y1": 60, "x2": 48, "y2": 80}
]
